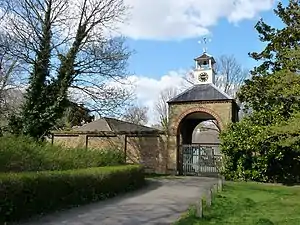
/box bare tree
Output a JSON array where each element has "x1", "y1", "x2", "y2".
[
  {"x1": 122, "y1": 105, "x2": 148, "y2": 125},
  {"x1": 155, "y1": 87, "x2": 179, "y2": 132},
  {"x1": 0, "y1": 9, "x2": 25, "y2": 124},
  {"x1": 1, "y1": 0, "x2": 132, "y2": 138},
  {"x1": 215, "y1": 55, "x2": 249, "y2": 98},
  {"x1": 214, "y1": 55, "x2": 249, "y2": 119},
  {"x1": 151, "y1": 123, "x2": 163, "y2": 130},
  {"x1": 0, "y1": 0, "x2": 8, "y2": 22}
]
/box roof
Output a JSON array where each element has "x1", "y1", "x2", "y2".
[
  {"x1": 168, "y1": 83, "x2": 233, "y2": 103},
  {"x1": 73, "y1": 117, "x2": 159, "y2": 134},
  {"x1": 194, "y1": 53, "x2": 216, "y2": 64},
  {"x1": 193, "y1": 129, "x2": 220, "y2": 144}
]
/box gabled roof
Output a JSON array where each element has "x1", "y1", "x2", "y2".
[
  {"x1": 104, "y1": 117, "x2": 158, "y2": 133},
  {"x1": 168, "y1": 83, "x2": 233, "y2": 103},
  {"x1": 74, "y1": 117, "x2": 158, "y2": 134}
]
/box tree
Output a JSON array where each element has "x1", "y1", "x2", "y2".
[
  {"x1": 155, "y1": 87, "x2": 179, "y2": 132},
  {"x1": 249, "y1": 0, "x2": 300, "y2": 75},
  {"x1": 1, "y1": 0, "x2": 131, "y2": 139},
  {"x1": 239, "y1": 68, "x2": 300, "y2": 120},
  {"x1": 221, "y1": 107, "x2": 300, "y2": 183},
  {"x1": 122, "y1": 105, "x2": 148, "y2": 125},
  {"x1": 215, "y1": 55, "x2": 249, "y2": 98},
  {"x1": 238, "y1": 0, "x2": 300, "y2": 115},
  {"x1": 221, "y1": 0, "x2": 300, "y2": 183},
  {"x1": 0, "y1": 7, "x2": 24, "y2": 124},
  {"x1": 55, "y1": 101, "x2": 95, "y2": 129}
]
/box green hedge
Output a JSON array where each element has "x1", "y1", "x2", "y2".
[
  {"x1": 0, "y1": 165, "x2": 145, "y2": 223},
  {"x1": 0, "y1": 135, "x2": 125, "y2": 172}
]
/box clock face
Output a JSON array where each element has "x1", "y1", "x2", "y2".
[{"x1": 198, "y1": 72, "x2": 208, "y2": 82}]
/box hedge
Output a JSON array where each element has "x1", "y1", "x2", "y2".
[
  {"x1": 0, "y1": 135, "x2": 125, "y2": 172},
  {"x1": 0, "y1": 165, "x2": 145, "y2": 223}
]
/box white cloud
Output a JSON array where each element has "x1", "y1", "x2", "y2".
[
  {"x1": 120, "y1": 0, "x2": 274, "y2": 40},
  {"x1": 125, "y1": 69, "x2": 245, "y2": 125},
  {"x1": 127, "y1": 70, "x2": 189, "y2": 125}
]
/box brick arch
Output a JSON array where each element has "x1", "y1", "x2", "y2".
[{"x1": 172, "y1": 107, "x2": 224, "y2": 135}]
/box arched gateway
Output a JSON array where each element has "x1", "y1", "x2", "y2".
[{"x1": 167, "y1": 50, "x2": 239, "y2": 176}]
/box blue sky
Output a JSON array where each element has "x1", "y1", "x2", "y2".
[
  {"x1": 115, "y1": 0, "x2": 286, "y2": 124},
  {"x1": 126, "y1": 2, "x2": 284, "y2": 79}
]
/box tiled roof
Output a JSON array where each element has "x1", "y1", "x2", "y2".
[
  {"x1": 74, "y1": 118, "x2": 112, "y2": 132},
  {"x1": 104, "y1": 117, "x2": 158, "y2": 133},
  {"x1": 168, "y1": 84, "x2": 233, "y2": 103},
  {"x1": 74, "y1": 117, "x2": 158, "y2": 133}
]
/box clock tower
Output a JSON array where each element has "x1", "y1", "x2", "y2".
[
  {"x1": 193, "y1": 52, "x2": 216, "y2": 85},
  {"x1": 167, "y1": 38, "x2": 240, "y2": 176}
]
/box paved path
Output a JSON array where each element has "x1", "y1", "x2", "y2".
[{"x1": 21, "y1": 177, "x2": 218, "y2": 225}]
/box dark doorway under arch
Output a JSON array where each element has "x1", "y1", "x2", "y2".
[
  {"x1": 176, "y1": 111, "x2": 221, "y2": 176},
  {"x1": 177, "y1": 111, "x2": 220, "y2": 144}
]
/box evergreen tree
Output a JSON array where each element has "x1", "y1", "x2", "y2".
[
  {"x1": 221, "y1": 1, "x2": 300, "y2": 183},
  {"x1": 238, "y1": 0, "x2": 300, "y2": 116},
  {"x1": 249, "y1": 0, "x2": 300, "y2": 75}
]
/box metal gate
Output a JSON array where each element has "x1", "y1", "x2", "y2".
[{"x1": 180, "y1": 144, "x2": 222, "y2": 176}]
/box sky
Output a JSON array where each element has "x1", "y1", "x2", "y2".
[{"x1": 114, "y1": 0, "x2": 287, "y2": 125}]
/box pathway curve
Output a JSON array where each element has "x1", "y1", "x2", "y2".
[{"x1": 22, "y1": 177, "x2": 218, "y2": 225}]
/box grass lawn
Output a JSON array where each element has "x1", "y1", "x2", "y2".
[{"x1": 175, "y1": 181, "x2": 300, "y2": 225}]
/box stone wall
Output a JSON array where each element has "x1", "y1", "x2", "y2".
[{"x1": 52, "y1": 134, "x2": 168, "y2": 174}]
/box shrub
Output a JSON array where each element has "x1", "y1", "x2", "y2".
[
  {"x1": 0, "y1": 165, "x2": 145, "y2": 223},
  {"x1": 220, "y1": 113, "x2": 300, "y2": 184},
  {"x1": 0, "y1": 135, "x2": 125, "y2": 172}
]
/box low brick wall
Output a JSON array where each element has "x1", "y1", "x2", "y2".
[{"x1": 52, "y1": 133, "x2": 168, "y2": 174}]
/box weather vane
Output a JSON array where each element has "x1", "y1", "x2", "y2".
[{"x1": 198, "y1": 37, "x2": 212, "y2": 53}]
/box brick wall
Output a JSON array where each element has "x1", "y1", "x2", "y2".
[
  {"x1": 52, "y1": 134, "x2": 168, "y2": 174},
  {"x1": 167, "y1": 101, "x2": 235, "y2": 174}
]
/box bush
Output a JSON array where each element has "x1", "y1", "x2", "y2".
[
  {"x1": 220, "y1": 113, "x2": 300, "y2": 184},
  {"x1": 0, "y1": 135, "x2": 125, "y2": 172},
  {"x1": 0, "y1": 165, "x2": 145, "y2": 223}
]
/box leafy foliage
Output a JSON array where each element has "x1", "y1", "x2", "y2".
[
  {"x1": 0, "y1": 165, "x2": 145, "y2": 223},
  {"x1": 239, "y1": 0, "x2": 300, "y2": 113},
  {"x1": 221, "y1": 1, "x2": 300, "y2": 184},
  {"x1": 55, "y1": 101, "x2": 95, "y2": 129},
  {"x1": 221, "y1": 112, "x2": 300, "y2": 183},
  {"x1": 238, "y1": 70, "x2": 300, "y2": 115},
  {"x1": 249, "y1": 0, "x2": 300, "y2": 75},
  {"x1": 222, "y1": 71, "x2": 300, "y2": 184},
  {"x1": 0, "y1": 135, "x2": 125, "y2": 172}
]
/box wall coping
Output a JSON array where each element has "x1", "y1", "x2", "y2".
[{"x1": 51, "y1": 130, "x2": 166, "y2": 136}]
